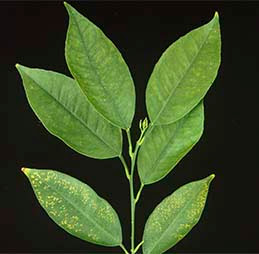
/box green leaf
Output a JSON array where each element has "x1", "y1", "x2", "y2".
[
  {"x1": 146, "y1": 12, "x2": 221, "y2": 125},
  {"x1": 22, "y1": 167, "x2": 122, "y2": 246},
  {"x1": 16, "y1": 64, "x2": 122, "y2": 159},
  {"x1": 138, "y1": 102, "x2": 204, "y2": 185},
  {"x1": 142, "y1": 174, "x2": 215, "y2": 254},
  {"x1": 64, "y1": 2, "x2": 135, "y2": 129}
]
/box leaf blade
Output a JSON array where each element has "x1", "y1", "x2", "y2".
[
  {"x1": 146, "y1": 12, "x2": 220, "y2": 125},
  {"x1": 16, "y1": 64, "x2": 122, "y2": 159},
  {"x1": 138, "y1": 102, "x2": 204, "y2": 185},
  {"x1": 23, "y1": 168, "x2": 122, "y2": 246},
  {"x1": 143, "y1": 174, "x2": 215, "y2": 254},
  {"x1": 64, "y1": 2, "x2": 135, "y2": 129}
]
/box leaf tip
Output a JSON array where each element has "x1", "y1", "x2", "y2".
[
  {"x1": 208, "y1": 173, "x2": 215, "y2": 183},
  {"x1": 15, "y1": 63, "x2": 20, "y2": 69},
  {"x1": 64, "y1": 1, "x2": 72, "y2": 12},
  {"x1": 214, "y1": 11, "x2": 219, "y2": 18},
  {"x1": 21, "y1": 167, "x2": 29, "y2": 175}
]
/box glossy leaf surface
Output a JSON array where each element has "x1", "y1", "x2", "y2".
[
  {"x1": 143, "y1": 174, "x2": 215, "y2": 254},
  {"x1": 146, "y1": 12, "x2": 220, "y2": 125},
  {"x1": 16, "y1": 64, "x2": 121, "y2": 159},
  {"x1": 64, "y1": 2, "x2": 135, "y2": 129},
  {"x1": 138, "y1": 102, "x2": 204, "y2": 185},
  {"x1": 23, "y1": 168, "x2": 122, "y2": 246}
]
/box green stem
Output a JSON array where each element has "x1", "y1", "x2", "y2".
[
  {"x1": 126, "y1": 128, "x2": 144, "y2": 254},
  {"x1": 119, "y1": 123, "x2": 148, "y2": 254},
  {"x1": 120, "y1": 243, "x2": 130, "y2": 254},
  {"x1": 126, "y1": 128, "x2": 133, "y2": 158},
  {"x1": 126, "y1": 129, "x2": 135, "y2": 253},
  {"x1": 119, "y1": 155, "x2": 130, "y2": 180},
  {"x1": 134, "y1": 240, "x2": 144, "y2": 254},
  {"x1": 135, "y1": 183, "x2": 144, "y2": 205}
]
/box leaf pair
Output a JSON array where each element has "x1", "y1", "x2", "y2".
[
  {"x1": 138, "y1": 12, "x2": 221, "y2": 185},
  {"x1": 23, "y1": 167, "x2": 214, "y2": 252},
  {"x1": 16, "y1": 2, "x2": 137, "y2": 160}
]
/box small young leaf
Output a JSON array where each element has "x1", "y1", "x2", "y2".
[
  {"x1": 22, "y1": 168, "x2": 122, "y2": 247},
  {"x1": 142, "y1": 174, "x2": 215, "y2": 254},
  {"x1": 138, "y1": 102, "x2": 204, "y2": 185},
  {"x1": 16, "y1": 64, "x2": 122, "y2": 159},
  {"x1": 64, "y1": 2, "x2": 135, "y2": 129},
  {"x1": 146, "y1": 12, "x2": 220, "y2": 125}
]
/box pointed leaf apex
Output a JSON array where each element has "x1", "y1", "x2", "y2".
[
  {"x1": 64, "y1": 2, "x2": 71, "y2": 12},
  {"x1": 214, "y1": 11, "x2": 219, "y2": 18},
  {"x1": 207, "y1": 173, "x2": 215, "y2": 183},
  {"x1": 15, "y1": 63, "x2": 20, "y2": 69},
  {"x1": 21, "y1": 167, "x2": 29, "y2": 175}
]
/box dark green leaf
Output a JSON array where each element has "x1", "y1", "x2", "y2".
[
  {"x1": 64, "y1": 2, "x2": 135, "y2": 129},
  {"x1": 16, "y1": 64, "x2": 122, "y2": 159},
  {"x1": 143, "y1": 174, "x2": 215, "y2": 254},
  {"x1": 138, "y1": 102, "x2": 204, "y2": 185},
  {"x1": 146, "y1": 13, "x2": 220, "y2": 125},
  {"x1": 23, "y1": 168, "x2": 122, "y2": 246}
]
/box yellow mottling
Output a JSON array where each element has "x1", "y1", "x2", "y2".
[
  {"x1": 87, "y1": 228, "x2": 99, "y2": 241},
  {"x1": 49, "y1": 211, "x2": 57, "y2": 216}
]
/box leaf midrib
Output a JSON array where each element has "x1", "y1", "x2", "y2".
[
  {"x1": 24, "y1": 71, "x2": 118, "y2": 155},
  {"x1": 69, "y1": 10, "x2": 126, "y2": 128},
  {"x1": 152, "y1": 20, "x2": 216, "y2": 124},
  {"x1": 146, "y1": 184, "x2": 203, "y2": 254},
  {"x1": 39, "y1": 176, "x2": 119, "y2": 244}
]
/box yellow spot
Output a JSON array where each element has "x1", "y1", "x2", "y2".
[
  {"x1": 15, "y1": 63, "x2": 20, "y2": 68},
  {"x1": 214, "y1": 11, "x2": 219, "y2": 18}
]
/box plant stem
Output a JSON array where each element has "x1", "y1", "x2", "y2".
[
  {"x1": 126, "y1": 128, "x2": 133, "y2": 158},
  {"x1": 126, "y1": 128, "x2": 135, "y2": 253},
  {"x1": 120, "y1": 243, "x2": 130, "y2": 254},
  {"x1": 126, "y1": 128, "x2": 144, "y2": 254},
  {"x1": 134, "y1": 240, "x2": 144, "y2": 254},
  {"x1": 119, "y1": 155, "x2": 130, "y2": 180},
  {"x1": 135, "y1": 183, "x2": 144, "y2": 205}
]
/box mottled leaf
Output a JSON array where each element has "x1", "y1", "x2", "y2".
[
  {"x1": 146, "y1": 12, "x2": 220, "y2": 125},
  {"x1": 64, "y1": 2, "x2": 135, "y2": 129},
  {"x1": 138, "y1": 102, "x2": 204, "y2": 185},
  {"x1": 143, "y1": 174, "x2": 215, "y2": 254},
  {"x1": 23, "y1": 168, "x2": 122, "y2": 246},
  {"x1": 16, "y1": 64, "x2": 121, "y2": 159}
]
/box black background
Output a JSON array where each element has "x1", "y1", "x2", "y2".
[{"x1": 4, "y1": 1, "x2": 259, "y2": 253}]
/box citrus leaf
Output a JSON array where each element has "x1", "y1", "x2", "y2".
[
  {"x1": 138, "y1": 102, "x2": 204, "y2": 185},
  {"x1": 23, "y1": 168, "x2": 122, "y2": 246},
  {"x1": 146, "y1": 12, "x2": 220, "y2": 125},
  {"x1": 64, "y1": 2, "x2": 135, "y2": 129},
  {"x1": 16, "y1": 64, "x2": 122, "y2": 159},
  {"x1": 143, "y1": 174, "x2": 215, "y2": 254}
]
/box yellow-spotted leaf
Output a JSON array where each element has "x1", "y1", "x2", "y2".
[
  {"x1": 146, "y1": 12, "x2": 221, "y2": 125},
  {"x1": 16, "y1": 64, "x2": 122, "y2": 159},
  {"x1": 143, "y1": 174, "x2": 215, "y2": 254},
  {"x1": 138, "y1": 102, "x2": 204, "y2": 185},
  {"x1": 64, "y1": 2, "x2": 135, "y2": 129},
  {"x1": 23, "y1": 168, "x2": 122, "y2": 247}
]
